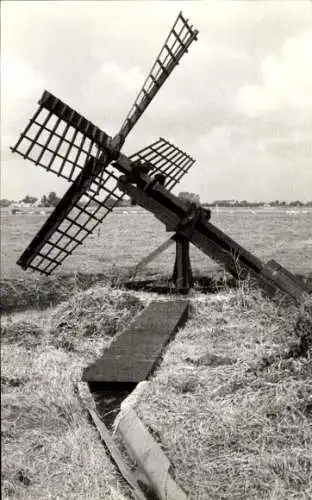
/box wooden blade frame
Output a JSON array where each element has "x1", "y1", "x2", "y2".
[
  {"x1": 11, "y1": 91, "x2": 111, "y2": 183},
  {"x1": 17, "y1": 156, "x2": 124, "y2": 275},
  {"x1": 116, "y1": 12, "x2": 198, "y2": 144},
  {"x1": 10, "y1": 91, "x2": 127, "y2": 274},
  {"x1": 11, "y1": 93, "x2": 196, "y2": 275},
  {"x1": 10, "y1": 12, "x2": 199, "y2": 275},
  {"x1": 128, "y1": 137, "x2": 195, "y2": 191}
]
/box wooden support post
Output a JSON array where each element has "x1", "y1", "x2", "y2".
[
  {"x1": 118, "y1": 180, "x2": 308, "y2": 303},
  {"x1": 172, "y1": 236, "x2": 193, "y2": 294}
]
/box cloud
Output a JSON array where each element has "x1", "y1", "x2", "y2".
[
  {"x1": 238, "y1": 31, "x2": 312, "y2": 116},
  {"x1": 2, "y1": 58, "x2": 44, "y2": 99},
  {"x1": 1, "y1": 1, "x2": 312, "y2": 202},
  {"x1": 1, "y1": 56, "x2": 44, "y2": 126},
  {"x1": 98, "y1": 62, "x2": 144, "y2": 93},
  {"x1": 1, "y1": 57, "x2": 45, "y2": 158}
]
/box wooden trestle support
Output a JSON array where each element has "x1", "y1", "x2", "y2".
[
  {"x1": 117, "y1": 170, "x2": 309, "y2": 302},
  {"x1": 172, "y1": 237, "x2": 193, "y2": 294}
]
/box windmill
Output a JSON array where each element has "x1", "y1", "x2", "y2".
[{"x1": 11, "y1": 12, "x2": 308, "y2": 301}]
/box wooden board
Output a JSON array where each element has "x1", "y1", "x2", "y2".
[
  {"x1": 83, "y1": 300, "x2": 189, "y2": 383},
  {"x1": 132, "y1": 236, "x2": 175, "y2": 275},
  {"x1": 117, "y1": 407, "x2": 188, "y2": 500},
  {"x1": 77, "y1": 383, "x2": 188, "y2": 499},
  {"x1": 76, "y1": 383, "x2": 148, "y2": 500}
]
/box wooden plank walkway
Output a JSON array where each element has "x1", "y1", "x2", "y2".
[{"x1": 83, "y1": 300, "x2": 189, "y2": 383}]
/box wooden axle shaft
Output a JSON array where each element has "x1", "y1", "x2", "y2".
[{"x1": 117, "y1": 178, "x2": 307, "y2": 302}]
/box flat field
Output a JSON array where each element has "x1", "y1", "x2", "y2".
[
  {"x1": 1, "y1": 206, "x2": 311, "y2": 499},
  {"x1": 1, "y1": 206, "x2": 312, "y2": 280}
]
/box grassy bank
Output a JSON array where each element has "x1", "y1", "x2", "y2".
[
  {"x1": 0, "y1": 271, "x2": 131, "y2": 314},
  {"x1": 135, "y1": 290, "x2": 312, "y2": 499},
  {"x1": 1, "y1": 284, "x2": 143, "y2": 499},
  {"x1": 1, "y1": 276, "x2": 311, "y2": 499}
]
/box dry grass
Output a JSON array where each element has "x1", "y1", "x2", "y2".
[
  {"x1": 134, "y1": 290, "x2": 312, "y2": 499},
  {"x1": 48, "y1": 286, "x2": 143, "y2": 352},
  {"x1": 1, "y1": 283, "x2": 143, "y2": 499},
  {"x1": 2, "y1": 271, "x2": 311, "y2": 499},
  {"x1": 1, "y1": 346, "x2": 126, "y2": 500},
  {"x1": 0, "y1": 272, "x2": 118, "y2": 314},
  {"x1": 1, "y1": 204, "x2": 311, "y2": 498}
]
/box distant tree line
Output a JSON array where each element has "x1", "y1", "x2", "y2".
[
  {"x1": 40, "y1": 192, "x2": 61, "y2": 207},
  {"x1": 177, "y1": 193, "x2": 312, "y2": 208},
  {"x1": 202, "y1": 199, "x2": 312, "y2": 207},
  {"x1": 1, "y1": 192, "x2": 311, "y2": 209},
  {"x1": 0, "y1": 199, "x2": 13, "y2": 207},
  {"x1": 178, "y1": 192, "x2": 201, "y2": 206}
]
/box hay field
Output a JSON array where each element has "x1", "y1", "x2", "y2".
[
  {"x1": 2, "y1": 206, "x2": 312, "y2": 279},
  {"x1": 1, "y1": 206, "x2": 311, "y2": 313},
  {"x1": 1, "y1": 206, "x2": 311, "y2": 499},
  {"x1": 1, "y1": 206, "x2": 311, "y2": 312}
]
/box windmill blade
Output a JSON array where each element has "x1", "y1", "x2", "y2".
[
  {"x1": 128, "y1": 137, "x2": 195, "y2": 191},
  {"x1": 11, "y1": 12, "x2": 198, "y2": 276},
  {"x1": 11, "y1": 90, "x2": 111, "y2": 183},
  {"x1": 17, "y1": 158, "x2": 124, "y2": 275},
  {"x1": 116, "y1": 12, "x2": 198, "y2": 144},
  {"x1": 16, "y1": 136, "x2": 193, "y2": 274}
]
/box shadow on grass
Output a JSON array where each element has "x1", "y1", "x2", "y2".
[
  {"x1": 2, "y1": 268, "x2": 311, "y2": 315},
  {"x1": 123, "y1": 272, "x2": 239, "y2": 294}
]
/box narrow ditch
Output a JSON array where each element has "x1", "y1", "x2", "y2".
[{"x1": 88, "y1": 382, "x2": 137, "y2": 428}]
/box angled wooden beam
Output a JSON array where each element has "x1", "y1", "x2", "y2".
[
  {"x1": 117, "y1": 179, "x2": 307, "y2": 302},
  {"x1": 131, "y1": 236, "x2": 176, "y2": 277}
]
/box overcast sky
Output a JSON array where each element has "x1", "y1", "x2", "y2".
[{"x1": 1, "y1": 0, "x2": 312, "y2": 202}]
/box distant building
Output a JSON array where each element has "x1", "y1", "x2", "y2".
[
  {"x1": 214, "y1": 200, "x2": 237, "y2": 206},
  {"x1": 12, "y1": 201, "x2": 40, "y2": 208}
]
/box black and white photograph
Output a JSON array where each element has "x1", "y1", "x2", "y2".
[{"x1": 1, "y1": 1, "x2": 312, "y2": 498}]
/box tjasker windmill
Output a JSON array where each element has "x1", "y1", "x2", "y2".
[{"x1": 11, "y1": 12, "x2": 307, "y2": 301}]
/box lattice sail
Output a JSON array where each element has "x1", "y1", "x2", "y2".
[
  {"x1": 129, "y1": 137, "x2": 195, "y2": 191},
  {"x1": 11, "y1": 91, "x2": 111, "y2": 183},
  {"x1": 11, "y1": 11, "x2": 198, "y2": 276},
  {"x1": 117, "y1": 12, "x2": 198, "y2": 142},
  {"x1": 17, "y1": 163, "x2": 123, "y2": 275}
]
